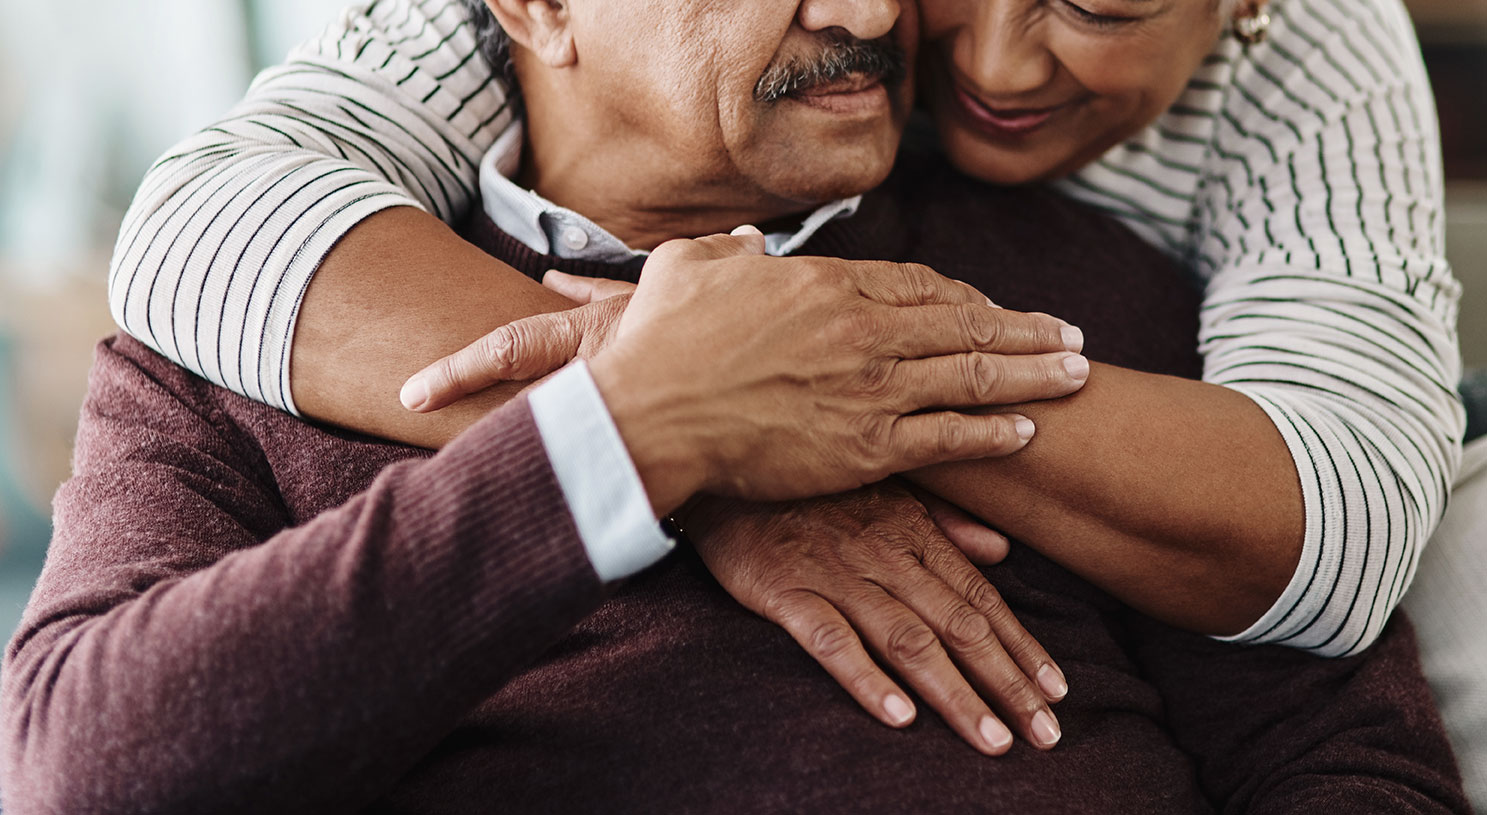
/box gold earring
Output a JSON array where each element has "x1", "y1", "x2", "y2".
[{"x1": 1234, "y1": 3, "x2": 1272, "y2": 46}]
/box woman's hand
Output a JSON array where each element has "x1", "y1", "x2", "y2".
[
  {"x1": 400, "y1": 271, "x2": 637, "y2": 412},
  {"x1": 686, "y1": 482, "x2": 1067, "y2": 756},
  {"x1": 407, "y1": 229, "x2": 1089, "y2": 512}
]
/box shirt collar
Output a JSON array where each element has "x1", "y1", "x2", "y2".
[{"x1": 479, "y1": 122, "x2": 861, "y2": 262}]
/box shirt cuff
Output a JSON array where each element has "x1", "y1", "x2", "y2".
[{"x1": 527, "y1": 360, "x2": 675, "y2": 582}]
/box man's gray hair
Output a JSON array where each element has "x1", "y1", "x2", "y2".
[{"x1": 455, "y1": 0, "x2": 513, "y2": 78}]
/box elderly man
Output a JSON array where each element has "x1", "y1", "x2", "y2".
[{"x1": 2, "y1": 0, "x2": 1468, "y2": 813}]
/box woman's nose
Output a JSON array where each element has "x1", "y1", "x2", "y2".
[{"x1": 962, "y1": 7, "x2": 1057, "y2": 100}]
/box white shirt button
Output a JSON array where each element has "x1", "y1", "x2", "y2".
[{"x1": 560, "y1": 226, "x2": 590, "y2": 252}]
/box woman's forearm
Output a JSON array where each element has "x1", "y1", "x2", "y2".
[
  {"x1": 907, "y1": 363, "x2": 1304, "y2": 636},
  {"x1": 291, "y1": 206, "x2": 575, "y2": 448},
  {"x1": 289, "y1": 212, "x2": 1304, "y2": 633}
]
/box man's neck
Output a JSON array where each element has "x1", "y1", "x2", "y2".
[{"x1": 516, "y1": 105, "x2": 817, "y2": 251}]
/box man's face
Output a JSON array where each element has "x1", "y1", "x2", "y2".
[{"x1": 565, "y1": 0, "x2": 916, "y2": 207}]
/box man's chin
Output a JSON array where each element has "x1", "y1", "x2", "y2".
[
  {"x1": 760, "y1": 155, "x2": 898, "y2": 206},
  {"x1": 749, "y1": 127, "x2": 903, "y2": 204}
]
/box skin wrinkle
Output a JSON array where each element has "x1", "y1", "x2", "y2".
[
  {"x1": 276, "y1": 0, "x2": 1307, "y2": 668},
  {"x1": 507, "y1": 0, "x2": 913, "y2": 250},
  {"x1": 754, "y1": 35, "x2": 908, "y2": 103},
  {"x1": 920, "y1": 0, "x2": 1240, "y2": 185}
]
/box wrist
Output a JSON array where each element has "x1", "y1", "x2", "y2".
[{"x1": 588, "y1": 351, "x2": 712, "y2": 518}]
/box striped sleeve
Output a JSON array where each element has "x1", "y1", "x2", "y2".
[
  {"x1": 107, "y1": 0, "x2": 510, "y2": 413},
  {"x1": 1195, "y1": 0, "x2": 1464, "y2": 655}
]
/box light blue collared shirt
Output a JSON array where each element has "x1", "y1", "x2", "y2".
[
  {"x1": 480, "y1": 122, "x2": 862, "y2": 263},
  {"x1": 489, "y1": 126, "x2": 861, "y2": 582}
]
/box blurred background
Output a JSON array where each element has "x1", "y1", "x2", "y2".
[
  {"x1": 0, "y1": 0, "x2": 352, "y2": 636},
  {"x1": 0, "y1": 0, "x2": 1484, "y2": 641}
]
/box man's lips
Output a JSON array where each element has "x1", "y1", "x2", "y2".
[
  {"x1": 951, "y1": 81, "x2": 1067, "y2": 138},
  {"x1": 789, "y1": 75, "x2": 890, "y2": 114},
  {"x1": 795, "y1": 73, "x2": 884, "y2": 97}
]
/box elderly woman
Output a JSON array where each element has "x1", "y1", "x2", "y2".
[{"x1": 109, "y1": 0, "x2": 1461, "y2": 752}]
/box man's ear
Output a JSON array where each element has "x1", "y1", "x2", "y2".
[{"x1": 485, "y1": 0, "x2": 577, "y2": 68}]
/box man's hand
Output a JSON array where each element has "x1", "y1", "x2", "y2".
[
  {"x1": 400, "y1": 271, "x2": 636, "y2": 412},
  {"x1": 407, "y1": 228, "x2": 1089, "y2": 514},
  {"x1": 597, "y1": 229, "x2": 1088, "y2": 512},
  {"x1": 687, "y1": 483, "x2": 1067, "y2": 755}
]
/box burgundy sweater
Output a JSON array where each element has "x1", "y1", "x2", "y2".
[{"x1": 1, "y1": 151, "x2": 1468, "y2": 814}]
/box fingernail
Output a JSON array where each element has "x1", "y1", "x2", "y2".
[
  {"x1": 986, "y1": 297, "x2": 1002, "y2": 309},
  {"x1": 399, "y1": 378, "x2": 429, "y2": 411},
  {"x1": 1062, "y1": 354, "x2": 1090, "y2": 381},
  {"x1": 1032, "y1": 710, "x2": 1061, "y2": 747},
  {"x1": 1060, "y1": 325, "x2": 1084, "y2": 353},
  {"x1": 1037, "y1": 664, "x2": 1068, "y2": 701},
  {"x1": 1014, "y1": 417, "x2": 1036, "y2": 442},
  {"x1": 730, "y1": 224, "x2": 764, "y2": 237},
  {"x1": 883, "y1": 694, "x2": 915, "y2": 726},
  {"x1": 980, "y1": 716, "x2": 1014, "y2": 752}
]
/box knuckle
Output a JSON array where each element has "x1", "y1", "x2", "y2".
[
  {"x1": 849, "y1": 413, "x2": 894, "y2": 463},
  {"x1": 885, "y1": 622, "x2": 943, "y2": 667},
  {"x1": 982, "y1": 416, "x2": 1018, "y2": 452},
  {"x1": 760, "y1": 587, "x2": 810, "y2": 625},
  {"x1": 959, "y1": 306, "x2": 1003, "y2": 349},
  {"x1": 964, "y1": 354, "x2": 999, "y2": 402},
  {"x1": 899, "y1": 502, "x2": 941, "y2": 539},
  {"x1": 480, "y1": 330, "x2": 519, "y2": 373},
  {"x1": 844, "y1": 665, "x2": 887, "y2": 697},
  {"x1": 962, "y1": 580, "x2": 1007, "y2": 617},
  {"x1": 897, "y1": 263, "x2": 939, "y2": 304},
  {"x1": 880, "y1": 534, "x2": 927, "y2": 571},
  {"x1": 941, "y1": 604, "x2": 995, "y2": 652},
  {"x1": 999, "y1": 675, "x2": 1048, "y2": 718},
  {"x1": 935, "y1": 415, "x2": 968, "y2": 456},
  {"x1": 806, "y1": 620, "x2": 859, "y2": 662}
]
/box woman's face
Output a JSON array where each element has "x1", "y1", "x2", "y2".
[{"x1": 919, "y1": 0, "x2": 1229, "y2": 184}]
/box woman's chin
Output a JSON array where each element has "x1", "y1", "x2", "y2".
[{"x1": 937, "y1": 131, "x2": 1061, "y2": 187}]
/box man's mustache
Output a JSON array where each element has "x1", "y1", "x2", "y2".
[{"x1": 754, "y1": 36, "x2": 907, "y2": 103}]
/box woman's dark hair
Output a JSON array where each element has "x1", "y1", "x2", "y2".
[{"x1": 455, "y1": 0, "x2": 512, "y2": 77}]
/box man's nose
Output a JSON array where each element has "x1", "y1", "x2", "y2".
[{"x1": 797, "y1": 0, "x2": 900, "y2": 41}]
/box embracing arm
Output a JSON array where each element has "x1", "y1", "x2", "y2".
[
  {"x1": 108, "y1": 0, "x2": 511, "y2": 421},
  {"x1": 301, "y1": 214, "x2": 1306, "y2": 637},
  {"x1": 289, "y1": 205, "x2": 573, "y2": 443},
  {"x1": 5, "y1": 250, "x2": 1075, "y2": 810},
  {"x1": 921, "y1": 0, "x2": 1465, "y2": 650},
  {"x1": 904, "y1": 365, "x2": 1304, "y2": 638}
]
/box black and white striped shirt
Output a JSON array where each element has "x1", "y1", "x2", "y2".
[{"x1": 108, "y1": 0, "x2": 1464, "y2": 657}]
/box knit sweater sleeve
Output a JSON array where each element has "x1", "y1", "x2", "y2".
[
  {"x1": 107, "y1": 0, "x2": 508, "y2": 414},
  {"x1": 1195, "y1": 0, "x2": 1463, "y2": 656},
  {"x1": 0, "y1": 338, "x2": 603, "y2": 815}
]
